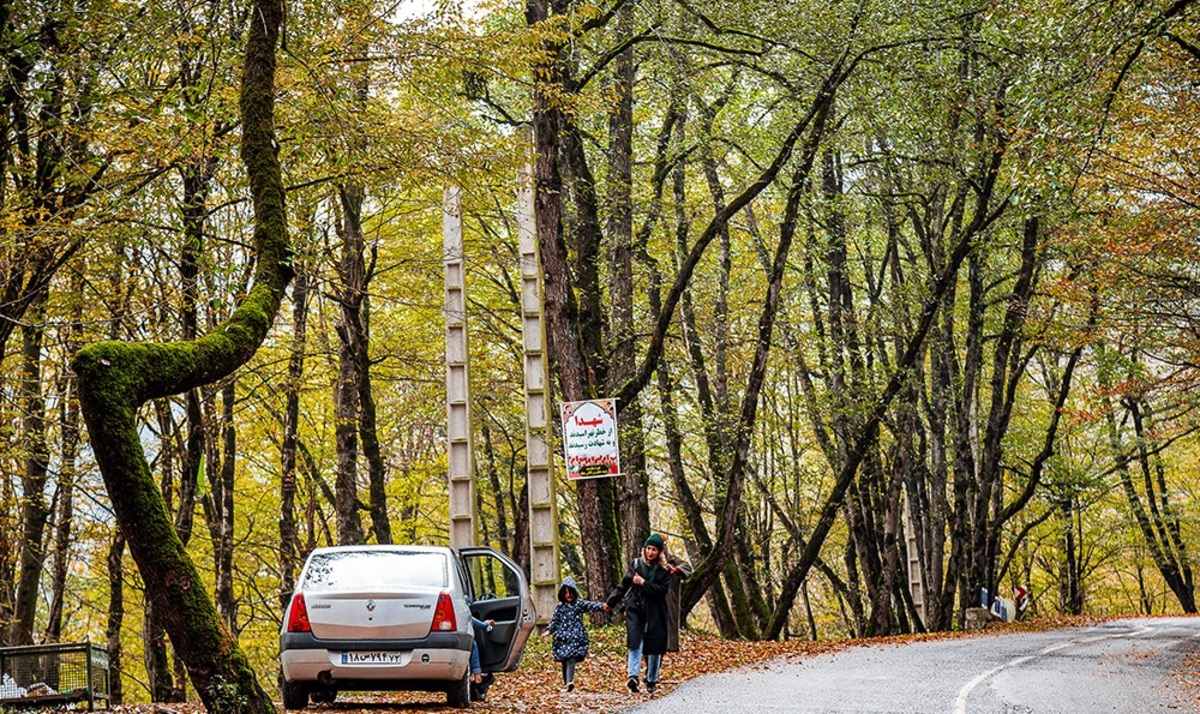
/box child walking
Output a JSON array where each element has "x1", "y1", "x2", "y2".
[{"x1": 542, "y1": 576, "x2": 608, "y2": 691}]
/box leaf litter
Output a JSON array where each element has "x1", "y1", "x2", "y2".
[{"x1": 117, "y1": 615, "x2": 1172, "y2": 714}]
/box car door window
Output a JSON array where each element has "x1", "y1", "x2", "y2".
[{"x1": 467, "y1": 558, "x2": 519, "y2": 602}]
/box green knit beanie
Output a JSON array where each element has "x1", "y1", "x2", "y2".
[{"x1": 644, "y1": 533, "x2": 665, "y2": 550}]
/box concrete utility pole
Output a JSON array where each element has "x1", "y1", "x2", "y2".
[
  {"x1": 904, "y1": 488, "x2": 925, "y2": 626},
  {"x1": 443, "y1": 186, "x2": 476, "y2": 550},
  {"x1": 518, "y1": 154, "x2": 559, "y2": 623}
]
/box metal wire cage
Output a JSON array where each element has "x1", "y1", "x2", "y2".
[{"x1": 0, "y1": 643, "x2": 110, "y2": 710}]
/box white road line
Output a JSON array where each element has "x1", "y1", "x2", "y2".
[
  {"x1": 954, "y1": 625, "x2": 1156, "y2": 714},
  {"x1": 1075, "y1": 626, "x2": 1154, "y2": 643},
  {"x1": 953, "y1": 656, "x2": 1032, "y2": 714}
]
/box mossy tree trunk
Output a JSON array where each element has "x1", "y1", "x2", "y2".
[{"x1": 71, "y1": 0, "x2": 288, "y2": 709}]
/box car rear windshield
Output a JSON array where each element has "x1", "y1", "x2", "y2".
[{"x1": 302, "y1": 550, "x2": 447, "y2": 591}]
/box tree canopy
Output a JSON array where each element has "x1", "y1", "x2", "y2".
[{"x1": 0, "y1": 0, "x2": 1198, "y2": 707}]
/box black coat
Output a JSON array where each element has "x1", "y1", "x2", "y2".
[{"x1": 607, "y1": 557, "x2": 673, "y2": 655}]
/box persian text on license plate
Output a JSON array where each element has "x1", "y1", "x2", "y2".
[{"x1": 341, "y1": 651, "x2": 405, "y2": 664}]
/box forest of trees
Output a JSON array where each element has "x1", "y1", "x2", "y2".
[{"x1": 0, "y1": 0, "x2": 1198, "y2": 707}]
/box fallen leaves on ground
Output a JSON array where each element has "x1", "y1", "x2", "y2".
[
  {"x1": 113, "y1": 615, "x2": 1122, "y2": 714},
  {"x1": 1173, "y1": 642, "x2": 1200, "y2": 706}
]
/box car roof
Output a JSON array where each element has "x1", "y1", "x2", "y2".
[{"x1": 306, "y1": 544, "x2": 454, "y2": 556}]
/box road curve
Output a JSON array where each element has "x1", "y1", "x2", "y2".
[{"x1": 630, "y1": 616, "x2": 1200, "y2": 713}]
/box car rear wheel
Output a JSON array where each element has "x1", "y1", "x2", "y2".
[
  {"x1": 446, "y1": 670, "x2": 471, "y2": 709},
  {"x1": 282, "y1": 680, "x2": 308, "y2": 710}
]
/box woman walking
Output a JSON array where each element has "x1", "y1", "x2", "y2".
[{"x1": 607, "y1": 533, "x2": 674, "y2": 694}]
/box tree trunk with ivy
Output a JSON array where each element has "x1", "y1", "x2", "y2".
[{"x1": 71, "y1": 0, "x2": 288, "y2": 708}]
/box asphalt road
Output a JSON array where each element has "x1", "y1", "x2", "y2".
[{"x1": 630, "y1": 617, "x2": 1200, "y2": 713}]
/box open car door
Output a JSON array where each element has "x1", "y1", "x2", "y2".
[{"x1": 458, "y1": 547, "x2": 537, "y2": 672}]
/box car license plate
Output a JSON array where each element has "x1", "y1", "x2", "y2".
[{"x1": 340, "y1": 651, "x2": 405, "y2": 665}]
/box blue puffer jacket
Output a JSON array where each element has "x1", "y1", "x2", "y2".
[{"x1": 546, "y1": 576, "x2": 606, "y2": 662}]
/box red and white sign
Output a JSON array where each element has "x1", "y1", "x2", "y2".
[
  {"x1": 1014, "y1": 585, "x2": 1029, "y2": 611},
  {"x1": 561, "y1": 399, "x2": 621, "y2": 480}
]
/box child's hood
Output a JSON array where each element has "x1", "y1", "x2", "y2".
[{"x1": 557, "y1": 576, "x2": 580, "y2": 602}]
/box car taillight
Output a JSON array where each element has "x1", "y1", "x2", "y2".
[
  {"x1": 287, "y1": 593, "x2": 311, "y2": 633},
  {"x1": 431, "y1": 592, "x2": 457, "y2": 632}
]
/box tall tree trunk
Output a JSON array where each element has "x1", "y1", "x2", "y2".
[
  {"x1": 926, "y1": 187, "x2": 975, "y2": 630},
  {"x1": 45, "y1": 281, "x2": 84, "y2": 643},
  {"x1": 605, "y1": 2, "x2": 649, "y2": 559},
  {"x1": 202, "y1": 380, "x2": 238, "y2": 627},
  {"x1": 874, "y1": 449, "x2": 905, "y2": 634},
  {"x1": 479, "y1": 418, "x2": 512, "y2": 555},
  {"x1": 103, "y1": 253, "x2": 130, "y2": 704},
  {"x1": 817, "y1": 145, "x2": 895, "y2": 635},
  {"x1": 147, "y1": 401, "x2": 180, "y2": 702},
  {"x1": 663, "y1": 97, "x2": 738, "y2": 637},
  {"x1": 561, "y1": 121, "x2": 623, "y2": 589},
  {"x1": 358, "y1": 325, "x2": 390, "y2": 545},
  {"x1": 0, "y1": 482, "x2": 13, "y2": 640},
  {"x1": 672, "y1": 86, "x2": 767, "y2": 638},
  {"x1": 106, "y1": 533, "x2": 125, "y2": 704},
  {"x1": 687, "y1": 92, "x2": 774, "y2": 637},
  {"x1": 143, "y1": 602, "x2": 174, "y2": 702},
  {"x1": 10, "y1": 290, "x2": 50, "y2": 646},
  {"x1": 280, "y1": 266, "x2": 309, "y2": 606},
  {"x1": 969, "y1": 216, "x2": 1047, "y2": 597},
  {"x1": 44, "y1": 404, "x2": 78, "y2": 643},
  {"x1": 334, "y1": 188, "x2": 365, "y2": 546},
  {"x1": 1059, "y1": 497, "x2": 1082, "y2": 614},
  {"x1": 71, "y1": 0, "x2": 288, "y2": 706},
  {"x1": 178, "y1": 156, "x2": 216, "y2": 552},
  {"x1": 513, "y1": 483, "x2": 530, "y2": 574},
  {"x1": 527, "y1": 0, "x2": 620, "y2": 595},
  {"x1": 344, "y1": 30, "x2": 388, "y2": 548},
  {"x1": 0, "y1": 9, "x2": 91, "y2": 374}
]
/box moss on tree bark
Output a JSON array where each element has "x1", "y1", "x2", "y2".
[{"x1": 71, "y1": 0, "x2": 289, "y2": 710}]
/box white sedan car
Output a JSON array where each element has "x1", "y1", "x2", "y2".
[{"x1": 280, "y1": 545, "x2": 536, "y2": 709}]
